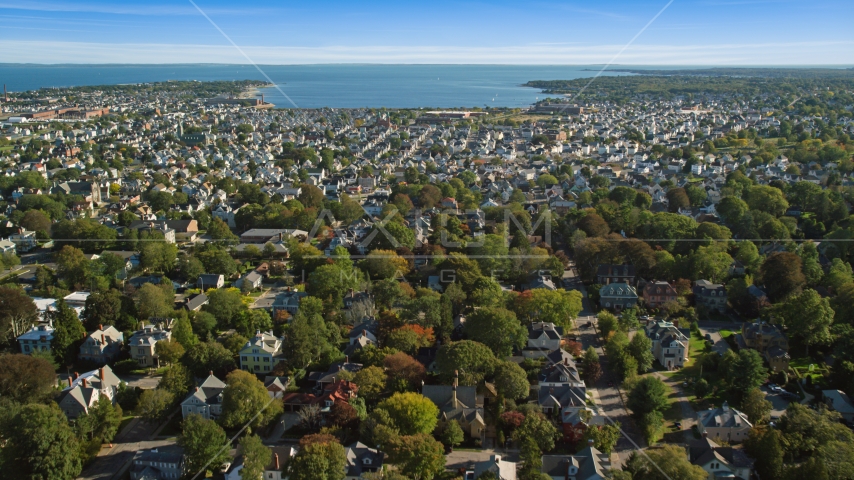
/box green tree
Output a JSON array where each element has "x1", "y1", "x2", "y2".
[
  {"x1": 171, "y1": 315, "x2": 198, "y2": 348},
  {"x1": 75, "y1": 394, "x2": 122, "y2": 443},
  {"x1": 0, "y1": 286, "x2": 38, "y2": 347},
  {"x1": 435, "y1": 340, "x2": 496, "y2": 386},
  {"x1": 439, "y1": 420, "x2": 464, "y2": 450},
  {"x1": 723, "y1": 349, "x2": 767, "y2": 399},
  {"x1": 773, "y1": 288, "x2": 834, "y2": 355},
  {"x1": 154, "y1": 338, "x2": 185, "y2": 366},
  {"x1": 627, "y1": 376, "x2": 669, "y2": 418},
  {"x1": 759, "y1": 252, "x2": 806, "y2": 301},
  {"x1": 493, "y1": 360, "x2": 530, "y2": 401},
  {"x1": 136, "y1": 389, "x2": 174, "y2": 421},
  {"x1": 632, "y1": 444, "x2": 708, "y2": 480},
  {"x1": 82, "y1": 289, "x2": 124, "y2": 331},
  {"x1": 388, "y1": 434, "x2": 446, "y2": 480},
  {"x1": 55, "y1": 245, "x2": 89, "y2": 289},
  {"x1": 627, "y1": 333, "x2": 655, "y2": 374},
  {"x1": 239, "y1": 434, "x2": 271, "y2": 480},
  {"x1": 204, "y1": 288, "x2": 246, "y2": 329},
  {"x1": 220, "y1": 370, "x2": 283, "y2": 429},
  {"x1": 528, "y1": 288, "x2": 583, "y2": 330},
  {"x1": 49, "y1": 299, "x2": 86, "y2": 366},
  {"x1": 745, "y1": 427, "x2": 784, "y2": 480},
  {"x1": 352, "y1": 365, "x2": 387, "y2": 402},
  {"x1": 516, "y1": 412, "x2": 558, "y2": 452},
  {"x1": 179, "y1": 414, "x2": 231, "y2": 477},
  {"x1": 0, "y1": 353, "x2": 56, "y2": 404},
  {"x1": 745, "y1": 184, "x2": 789, "y2": 217},
  {"x1": 0, "y1": 403, "x2": 82, "y2": 480},
  {"x1": 464, "y1": 307, "x2": 526, "y2": 358},
  {"x1": 376, "y1": 392, "x2": 439, "y2": 436},
  {"x1": 288, "y1": 437, "x2": 347, "y2": 480},
  {"x1": 157, "y1": 363, "x2": 194, "y2": 399},
  {"x1": 740, "y1": 388, "x2": 772, "y2": 424},
  {"x1": 181, "y1": 341, "x2": 236, "y2": 378},
  {"x1": 581, "y1": 347, "x2": 602, "y2": 383},
  {"x1": 581, "y1": 422, "x2": 621, "y2": 454},
  {"x1": 134, "y1": 282, "x2": 175, "y2": 321}
]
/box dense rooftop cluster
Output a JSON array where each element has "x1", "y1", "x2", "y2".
[{"x1": 0, "y1": 73, "x2": 853, "y2": 480}]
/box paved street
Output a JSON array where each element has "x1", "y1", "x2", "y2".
[
  {"x1": 78, "y1": 417, "x2": 173, "y2": 480},
  {"x1": 564, "y1": 261, "x2": 644, "y2": 465}
]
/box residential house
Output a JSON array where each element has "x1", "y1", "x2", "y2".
[
  {"x1": 282, "y1": 380, "x2": 359, "y2": 413},
  {"x1": 541, "y1": 446, "x2": 611, "y2": 480},
  {"x1": 646, "y1": 320, "x2": 690, "y2": 370},
  {"x1": 693, "y1": 279, "x2": 727, "y2": 314},
  {"x1": 688, "y1": 437, "x2": 754, "y2": 480},
  {"x1": 184, "y1": 292, "x2": 209, "y2": 311},
  {"x1": 538, "y1": 384, "x2": 588, "y2": 418},
  {"x1": 523, "y1": 322, "x2": 563, "y2": 358},
  {"x1": 258, "y1": 446, "x2": 298, "y2": 480},
  {"x1": 164, "y1": 219, "x2": 199, "y2": 242},
  {"x1": 822, "y1": 389, "x2": 854, "y2": 424},
  {"x1": 465, "y1": 454, "x2": 516, "y2": 480},
  {"x1": 696, "y1": 402, "x2": 753, "y2": 443},
  {"x1": 17, "y1": 324, "x2": 54, "y2": 355},
  {"x1": 129, "y1": 447, "x2": 184, "y2": 480},
  {"x1": 197, "y1": 273, "x2": 225, "y2": 290},
  {"x1": 9, "y1": 228, "x2": 38, "y2": 252},
  {"x1": 344, "y1": 442, "x2": 385, "y2": 480},
  {"x1": 598, "y1": 283, "x2": 638, "y2": 311},
  {"x1": 422, "y1": 376, "x2": 486, "y2": 440},
  {"x1": 596, "y1": 264, "x2": 635, "y2": 285},
  {"x1": 128, "y1": 325, "x2": 172, "y2": 367},
  {"x1": 78, "y1": 325, "x2": 124, "y2": 364},
  {"x1": 643, "y1": 281, "x2": 678, "y2": 308},
  {"x1": 239, "y1": 331, "x2": 284, "y2": 374},
  {"x1": 235, "y1": 271, "x2": 263, "y2": 290},
  {"x1": 58, "y1": 366, "x2": 121, "y2": 419},
  {"x1": 181, "y1": 373, "x2": 226, "y2": 420},
  {"x1": 271, "y1": 289, "x2": 307, "y2": 315},
  {"x1": 740, "y1": 321, "x2": 790, "y2": 372},
  {"x1": 264, "y1": 376, "x2": 290, "y2": 399},
  {"x1": 308, "y1": 360, "x2": 363, "y2": 393}
]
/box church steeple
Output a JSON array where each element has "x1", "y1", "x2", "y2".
[{"x1": 178, "y1": 121, "x2": 184, "y2": 137}]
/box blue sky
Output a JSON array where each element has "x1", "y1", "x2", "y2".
[{"x1": 1, "y1": 0, "x2": 852, "y2": 64}]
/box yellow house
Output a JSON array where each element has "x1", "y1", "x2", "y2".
[{"x1": 239, "y1": 331, "x2": 285, "y2": 374}]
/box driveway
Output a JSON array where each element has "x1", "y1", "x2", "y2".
[
  {"x1": 697, "y1": 326, "x2": 731, "y2": 356},
  {"x1": 653, "y1": 372, "x2": 696, "y2": 442}
]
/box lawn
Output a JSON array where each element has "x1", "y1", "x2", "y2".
[
  {"x1": 663, "y1": 331, "x2": 732, "y2": 409},
  {"x1": 117, "y1": 415, "x2": 136, "y2": 436}
]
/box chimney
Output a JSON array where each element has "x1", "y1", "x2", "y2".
[
  {"x1": 588, "y1": 438, "x2": 595, "y2": 447},
  {"x1": 67, "y1": 377, "x2": 72, "y2": 387},
  {"x1": 99, "y1": 367, "x2": 105, "y2": 380},
  {"x1": 274, "y1": 453, "x2": 279, "y2": 470},
  {"x1": 452, "y1": 370, "x2": 458, "y2": 404},
  {"x1": 82, "y1": 378, "x2": 88, "y2": 388},
  {"x1": 195, "y1": 386, "x2": 199, "y2": 392},
  {"x1": 209, "y1": 370, "x2": 214, "y2": 377},
  {"x1": 73, "y1": 372, "x2": 79, "y2": 380},
  {"x1": 564, "y1": 357, "x2": 568, "y2": 366},
  {"x1": 101, "y1": 334, "x2": 106, "y2": 345},
  {"x1": 702, "y1": 431, "x2": 708, "y2": 438},
  {"x1": 345, "y1": 355, "x2": 349, "y2": 364},
  {"x1": 99, "y1": 324, "x2": 103, "y2": 330}
]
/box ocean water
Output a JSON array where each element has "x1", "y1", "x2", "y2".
[{"x1": 0, "y1": 64, "x2": 645, "y2": 108}]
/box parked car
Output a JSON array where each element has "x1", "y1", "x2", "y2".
[{"x1": 704, "y1": 333, "x2": 712, "y2": 341}]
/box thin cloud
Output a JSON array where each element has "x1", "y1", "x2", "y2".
[
  {"x1": 0, "y1": 1, "x2": 271, "y2": 16},
  {"x1": 1, "y1": 39, "x2": 852, "y2": 65}
]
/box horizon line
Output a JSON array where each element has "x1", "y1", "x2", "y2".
[{"x1": 2, "y1": 62, "x2": 854, "y2": 68}]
